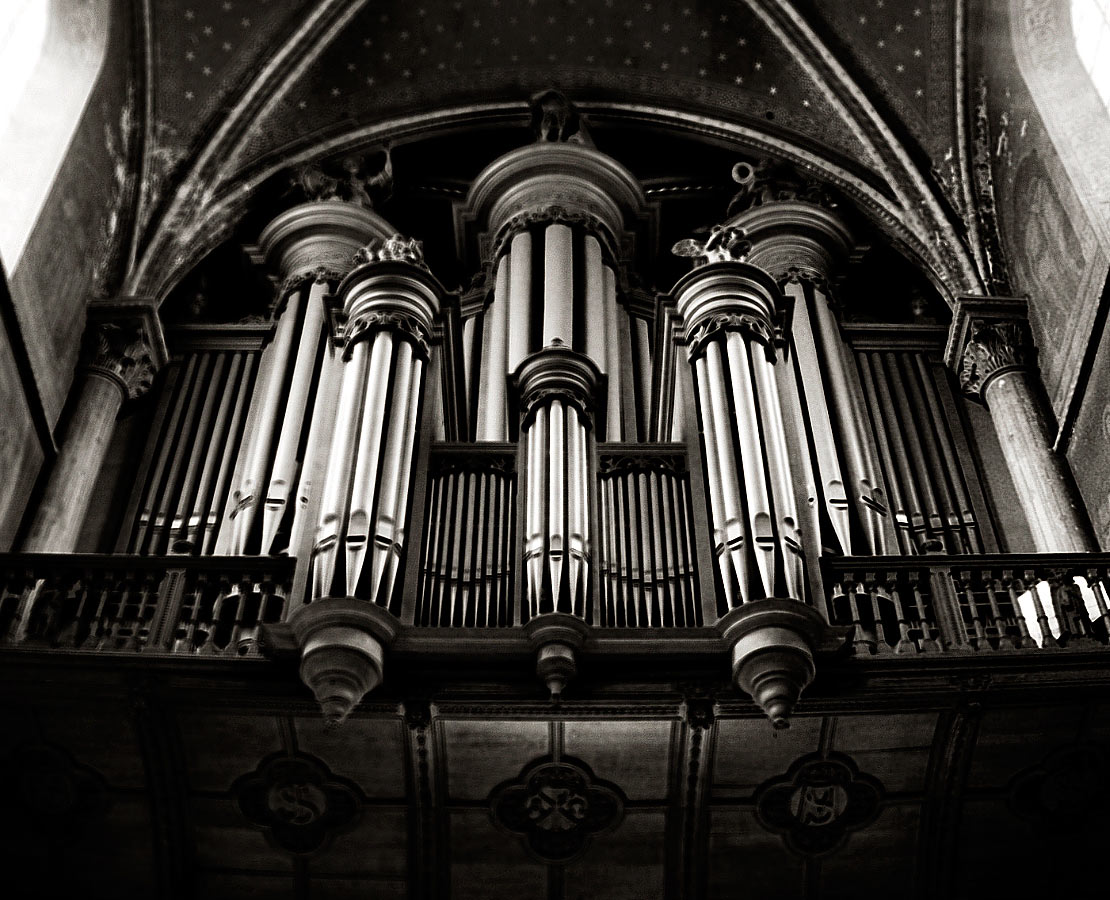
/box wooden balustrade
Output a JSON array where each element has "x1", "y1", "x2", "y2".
[
  {"x1": 823, "y1": 554, "x2": 1110, "y2": 654},
  {"x1": 2, "y1": 550, "x2": 1109, "y2": 655},
  {"x1": 0, "y1": 554, "x2": 293, "y2": 656}
]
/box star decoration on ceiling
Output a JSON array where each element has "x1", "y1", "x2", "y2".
[{"x1": 301, "y1": 0, "x2": 821, "y2": 111}]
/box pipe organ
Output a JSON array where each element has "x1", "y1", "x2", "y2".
[{"x1": 65, "y1": 124, "x2": 1086, "y2": 723}]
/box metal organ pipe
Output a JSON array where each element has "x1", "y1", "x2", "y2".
[
  {"x1": 516, "y1": 348, "x2": 600, "y2": 621},
  {"x1": 263, "y1": 280, "x2": 329, "y2": 553},
  {"x1": 217, "y1": 200, "x2": 394, "y2": 557},
  {"x1": 308, "y1": 255, "x2": 441, "y2": 607},
  {"x1": 673, "y1": 262, "x2": 802, "y2": 606}
]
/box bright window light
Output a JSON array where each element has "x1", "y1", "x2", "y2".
[
  {"x1": 0, "y1": 1, "x2": 49, "y2": 135},
  {"x1": 1072, "y1": 0, "x2": 1110, "y2": 109}
]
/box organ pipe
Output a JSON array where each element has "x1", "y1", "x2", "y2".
[
  {"x1": 673, "y1": 261, "x2": 804, "y2": 606},
  {"x1": 516, "y1": 347, "x2": 600, "y2": 621},
  {"x1": 308, "y1": 241, "x2": 442, "y2": 608}
]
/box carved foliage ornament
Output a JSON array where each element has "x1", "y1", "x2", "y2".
[
  {"x1": 491, "y1": 205, "x2": 617, "y2": 265},
  {"x1": 755, "y1": 752, "x2": 882, "y2": 856},
  {"x1": 352, "y1": 234, "x2": 427, "y2": 269},
  {"x1": 521, "y1": 385, "x2": 596, "y2": 430},
  {"x1": 86, "y1": 321, "x2": 160, "y2": 400},
  {"x1": 687, "y1": 312, "x2": 777, "y2": 361},
  {"x1": 672, "y1": 224, "x2": 752, "y2": 267},
  {"x1": 279, "y1": 261, "x2": 350, "y2": 299},
  {"x1": 235, "y1": 752, "x2": 361, "y2": 855},
  {"x1": 490, "y1": 756, "x2": 624, "y2": 863},
  {"x1": 345, "y1": 310, "x2": 431, "y2": 360},
  {"x1": 959, "y1": 320, "x2": 1033, "y2": 397}
]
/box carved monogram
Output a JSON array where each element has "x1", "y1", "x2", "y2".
[
  {"x1": 235, "y1": 753, "x2": 361, "y2": 854},
  {"x1": 490, "y1": 757, "x2": 624, "y2": 863},
  {"x1": 0, "y1": 744, "x2": 111, "y2": 842},
  {"x1": 755, "y1": 752, "x2": 882, "y2": 856},
  {"x1": 1010, "y1": 743, "x2": 1110, "y2": 831}
]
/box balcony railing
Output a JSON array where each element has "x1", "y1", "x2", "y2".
[
  {"x1": 0, "y1": 554, "x2": 294, "y2": 657},
  {"x1": 3, "y1": 551, "x2": 1110, "y2": 660},
  {"x1": 822, "y1": 554, "x2": 1110, "y2": 654}
]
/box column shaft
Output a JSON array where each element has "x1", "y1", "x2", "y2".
[
  {"x1": 984, "y1": 371, "x2": 1096, "y2": 552},
  {"x1": 24, "y1": 376, "x2": 123, "y2": 552}
]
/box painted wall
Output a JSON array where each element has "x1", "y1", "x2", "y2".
[
  {"x1": 0, "y1": 0, "x2": 133, "y2": 545},
  {"x1": 973, "y1": 0, "x2": 1110, "y2": 545}
]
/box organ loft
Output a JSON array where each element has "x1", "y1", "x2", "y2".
[{"x1": 1, "y1": 1, "x2": 1109, "y2": 897}]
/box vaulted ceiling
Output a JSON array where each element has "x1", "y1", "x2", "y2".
[{"x1": 118, "y1": 0, "x2": 985, "y2": 302}]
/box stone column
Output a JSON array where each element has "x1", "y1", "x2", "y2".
[
  {"x1": 950, "y1": 298, "x2": 1098, "y2": 552},
  {"x1": 24, "y1": 300, "x2": 166, "y2": 552},
  {"x1": 289, "y1": 235, "x2": 444, "y2": 724}
]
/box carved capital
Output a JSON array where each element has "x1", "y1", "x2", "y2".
[
  {"x1": 345, "y1": 310, "x2": 431, "y2": 360},
  {"x1": 83, "y1": 299, "x2": 168, "y2": 401},
  {"x1": 259, "y1": 201, "x2": 396, "y2": 298},
  {"x1": 959, "y1": 320, "x2": 1034, "y2": 398},
  {"x1": 777, "y1": 265, "x2": 828, "y2": 292}
]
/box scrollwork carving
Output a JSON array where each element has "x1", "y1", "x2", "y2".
[
  {"x1": 959, "y1": 320, "x2": 1033, "y2": 398},
  {"x1": 598, "y1": 454, "x2": 687, "y2": 476}
]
